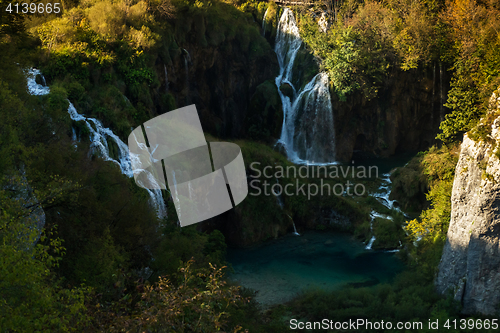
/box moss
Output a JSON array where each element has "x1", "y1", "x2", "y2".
[
  {"x1": 291, "y1": 44, "x2": 319, "y2": 89},
  {"x1": 390, "y1": 155, "x2": 429, "y2": 213},
  {"x1": 263, "y1": 1, "x2": 279, "y2": 42},
  {"x1": 372, "y1": 217, "x2": 404, "y2": 250},
  {"x1": 160, "y1": 92, "x2": 177, "y2": 112},
  {"x1": 354, "y1": 219, "x2": 371, "y2": 242},
  {"x1": 246, "y1": 80, "x2": 283, "y2": 142}
]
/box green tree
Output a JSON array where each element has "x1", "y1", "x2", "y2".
[{"x1": 0, "y1": 179, "x2": 90, "y2": 332}]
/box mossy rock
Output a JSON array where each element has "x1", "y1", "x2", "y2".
[
  {"x1": 372, "y1": 217, "x2": 404, "y2": 250},
  {"x1": 262, "y1": 2, "x2": 279, "y2": 45},
  {"x1": 246, "y1": 80, "x2": 283, "y2": 142},
  {"x1": 291, "y1": 44, "x2": 319, "y2": 90},
  {"x1": 390, "y1": 156, "x2": 429, "y2": 213},
  {"x1": 35, "y1": 74, "x2": 45, "y2": 86},
  {"x1": 279, "y1": 83, "x2": 294, "y2": 99}
]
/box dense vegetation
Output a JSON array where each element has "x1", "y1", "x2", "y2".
[
  {"x1": 294, "y1": 0, "x2": 500, "y2": 144},
  {"x1": 0, "y1": 0, "x2": 271, "y2": 331},
  {"x1": 2, "y1": 0, "x2": 500, "y2": 331}
]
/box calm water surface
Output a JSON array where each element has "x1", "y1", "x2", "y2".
[{"x1": 227, "y1": 231, "x2": 404, "y2": 306}]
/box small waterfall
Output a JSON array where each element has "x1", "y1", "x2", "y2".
[
  {"x1": 366, "y1": 172, "x2": 405, "y2": 251},
  {"x1": 290, "y1": 216, "x2": 299, "y2": 236},
  {"x1": 272, "y1": 179, "x2": 284, "y2": 209},
  {"x1": 370, "y1": 173, "x2": 401, "y2": 211},
  {"x1": 26, "y1": 68, "x2": 167, "y2": 219},
  {"x1": 274, "y1": 9, "x2": 336, "y2": 164},
  {"x1": 164, "y1": 64, "x2": 169, "y2": 93},
  {"x1": 286, "y1": 214, "x2": 300, "y2": 236},
  {"x1": 261, "y1": 7, "x2": 269, "y2": 36},
  {"x1": 365, "y1": 236, "x2": 376, "y2": 250},
  {"x1": 273, "y1": 178, "x2": 300, "y2": 236}
]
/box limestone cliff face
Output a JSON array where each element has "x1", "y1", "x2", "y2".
[
  {"x1": 435, "y1": 91, "x2": 500, "y2": 315},
  {"x1": 157, "y1": 16, "x2": 280, "y2": 140},
  {"x1": 334, "y1": 65, "x2": 448, "y2": 162}
]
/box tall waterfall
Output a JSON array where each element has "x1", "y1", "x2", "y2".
[
  {"x1": 26, "y1": 68, "x2": 167, "y2": 219},
  {"x1": 274, "y1": 8, "x2": 336, "y2": 164}
]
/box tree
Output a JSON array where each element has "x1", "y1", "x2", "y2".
[
  {"x1": 0, "y1": 179, "x2": 90, "y2": 332},
  {"x1": 0, "y1": 0, "x2": 26, "y2": 37},
  {"x1": 96, "y1": 260, "x2": 248, "y2": 332}
]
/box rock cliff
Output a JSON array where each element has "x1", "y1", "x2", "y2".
[
  {"x1": 157, "y1": 14, "x2": 280, "y2": 140},
  {"x1": 334, "y1": 65, "x2": 449, "y2": 162},
  {"x1": 435, "y1": 89, "x2": 500, "y2": 315}
]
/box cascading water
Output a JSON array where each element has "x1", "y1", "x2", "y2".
[
  {"x1": 26, "y1": 68, "x2": 167, "y2": 219},
  {"x1": 261, "y1": 7, "x2": 269, "y2": 36},
  {"x1": 274, "y1": 8, "x2": 336, "y2": 164},
  {"x1": 370, "y1": 172, "x2": 400, "y2": 211},
  {"x1": 365, "y1": 170, "x2": 406, "y2": 251},
  {"x1": 272, "y1": 178, "x2": 300, "y2": 236},
  {"x1": 365, "y1": 211, "x2": 393, "y2": 250},
  {"x1": 71, "y1": 127, "x2": 78, "y2": 142}
]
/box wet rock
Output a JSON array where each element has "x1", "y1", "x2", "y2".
[{"x1": 279, "y1": 83, "x2": 294, "y2": 99}]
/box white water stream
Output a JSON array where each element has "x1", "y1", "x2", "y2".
[
  {"x1": 273, "y1": 9, "x2": 336, "y2": 164},
  {"x1": 26, "y1": 68, "x2": 167, "y2": 219}
]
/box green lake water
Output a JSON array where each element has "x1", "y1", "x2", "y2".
[
  {"x1": 228, "y1": 155, "x2": 414, "y2": 306},
  {"x1": 227, "y1": 231, "x2": 404, "y2": 306}
]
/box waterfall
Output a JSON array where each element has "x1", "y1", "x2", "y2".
[
  {"x1": 164, "y1": 64, "x2": 169, "y2": 93},
  {"x1": 26, "y1": 68, "x2": 167, "y2": 219},
  {"x1": 272, "y1": 179, "x2": 284, "y2": 209},
  {"x1": 261, "y1": 7, "x2": 269, "y2": 36},
  {"x1": 366, "y1": 172, "x2": 405, "y2": 251},
  {"x1": 365, "y1": 236, "x2": 376, "y2": 250},
  {"x1": 290, "y1": 216, "x2": 300, "y2": 236},
  {"x1": 286, "y1": 214, "x2": 300, "y2": 236},
  {"x1": 370, "y1": 172, "x2": 401, "y2": 211},
  {"x1": 272, "y1": 178, "x2": 300, "y2": 236},
  {"x1": 274, "y1": 9, "x2": 336, "y2": 164}
]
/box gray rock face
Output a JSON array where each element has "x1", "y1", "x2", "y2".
[{"x1": 435, "y1": 91, "x2": 500, "y2": 315}]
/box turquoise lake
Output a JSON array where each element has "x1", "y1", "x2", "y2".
[{"x1": 227, "y1": 231, "x2": 404, "y2": 306}]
